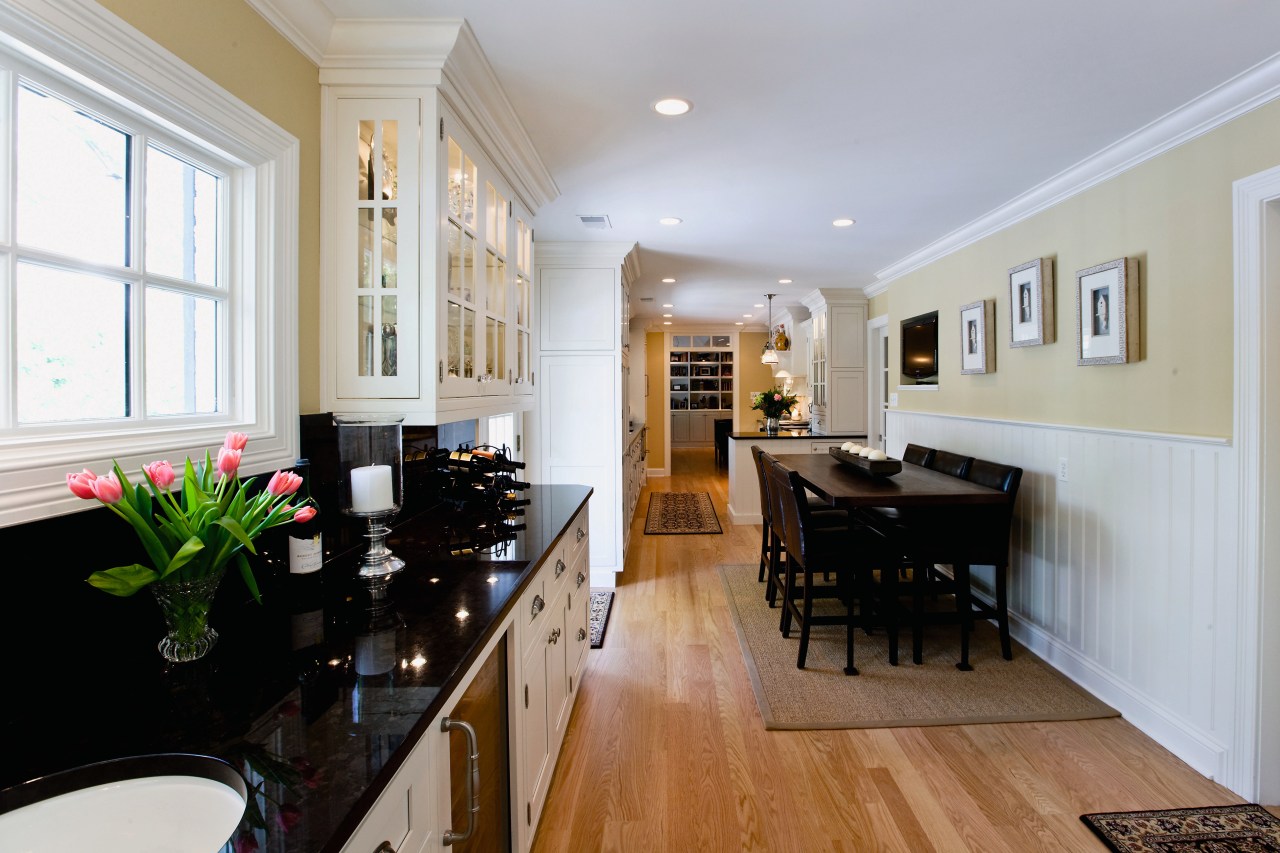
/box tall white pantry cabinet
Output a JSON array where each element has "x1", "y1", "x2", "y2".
[
  {"x1": 530, "y1": 242, "x2": 639, "y2": 587},
  {"x1": 318, "y1": 22, "x2": 555, "y2": 424}
]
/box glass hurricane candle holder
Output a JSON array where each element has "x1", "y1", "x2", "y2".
[{"x1": 334, "y1": 414, "x2": 406, "y2": 587}]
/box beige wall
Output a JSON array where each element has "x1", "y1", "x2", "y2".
[
  {"x1": 645, "y1": 331, "x2": 666, "y2": 470},
  {"x1": 737, "y1": 332, "x2": 778, "y2": 428},
  {"x1": 100, "y1": 0, "x2": 324, "y2": 413},
  {"x1": 882, "y1": 97, "x2": 1280, "y2": 439}
]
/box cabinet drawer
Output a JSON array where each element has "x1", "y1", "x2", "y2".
[
  {"x1": 340, "y1": 727, "x2": 433, "y2": 853},
  {"x1": 519, "y1": 571, "x2": 549, "y2": 658},
  {"x1": 545, "y1": 544, "x2": 571, "y2": 607},
  {"x1": 809, "y1": 440, "x2": 847, "y2": 453},
  {"x1": 566, "y1": 505, "x2": 589, "y2": 567}
]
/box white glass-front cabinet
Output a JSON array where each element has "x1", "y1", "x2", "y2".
[
  {"x1": 802, "y1": 289, "x2": 867, "y2": 435},
  {"x1": 323, "y1": 92, "x2": 536, "y2": 423}
]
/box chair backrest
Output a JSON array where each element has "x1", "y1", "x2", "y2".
[
  {"x1": 767, "y1": 459, "x2": 804, "y2": 565},
  {"x1": 750, "y1": 445, "x2": 771, "y2": 524},
  {"x1": 760, "y1": 452, "x2": 789, "y2": 542},
  {"x1": 902, "y1": 443, "x2": 936, "y2": 467},
  {"x1": 927, "y1": 449, "x2": 973, "y2": 479},
  {"x1": 963, "y1": 458, "x2": 1023, "y2": 563}
]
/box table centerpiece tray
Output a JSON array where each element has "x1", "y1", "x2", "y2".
[{"x1": 828, "y1": 447, "x2": 903, "y2": 477}]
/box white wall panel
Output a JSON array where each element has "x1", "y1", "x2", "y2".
[{"x1": 888, "y1": 409, "x2": 1238, "y2": 784}]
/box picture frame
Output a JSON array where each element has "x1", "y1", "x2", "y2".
[
  {"x1": 959, "y1": 299, "x2": 995, "y2": 374},
  {"x1": 1008, "y1": 257, "x2": 1054, "y2": 347},
  {"x1": 1076, "y1": 257, "x2": 1139, "y2": 366}
]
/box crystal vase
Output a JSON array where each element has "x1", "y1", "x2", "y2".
[
  {"x1": 765, "y1": 416, "x2": 780, "y2": 435},
  {"x1": 151, "y1": 569, "x2": 226, "y2": 663}
]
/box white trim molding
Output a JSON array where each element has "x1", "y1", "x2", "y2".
[{"x1": 865, "y1": 50, "x2": 1280, "y2": 298}]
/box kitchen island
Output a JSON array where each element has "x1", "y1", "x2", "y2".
[
  {"x1": 0, "y1": 484, "x2": 592, "y2": 853},
  {"x1": 725, "y1": 430, "x2": 867, "y2": 524}
]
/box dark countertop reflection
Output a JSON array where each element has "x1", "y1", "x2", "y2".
[{"x1": 0, "y1": 484, "x2": 591, "y2": 853}]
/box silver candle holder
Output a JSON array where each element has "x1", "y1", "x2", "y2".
[{"x1": 334, "y1": 414, "x2": 406, "y2": 591}]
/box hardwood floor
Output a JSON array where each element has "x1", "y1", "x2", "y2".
[{"x1": 532, "y1": 448, "x2": 1252, "y2": 852}]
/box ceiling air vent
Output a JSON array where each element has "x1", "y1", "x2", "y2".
[{"x1": 577, "y1": 214, "x2": 611, "y2": 230}]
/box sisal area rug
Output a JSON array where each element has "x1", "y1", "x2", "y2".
[
  {"x1": 1081, "y1": 804, "x2": 1280, "y2": 852},
  {"x1": 718, "y1": 563, "x2": 1118, "y2": 730},
  {"x1": 588, "y1": 591, "x2": 614, "y2": 649},
  {"x1": 644, "y1": 491, "x2": 722, "y2": 535}
]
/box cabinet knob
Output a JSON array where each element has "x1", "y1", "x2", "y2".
[
  {"x1": 555, "y1": 559, "x2": 566, "y2": 577},
  {"x1": 576, "y1": 571, "x2": 586, "y2": 588},
  {"x1": 374, "y1": 843, "x2": 397, "y2": 853},
  {"x1": 576, "y1": 527, "x2": 586, "y2": 542},
  {"x1": 548, "y1": 627, "x2": 560, "y2": 645},
  {"x1": 577, "y1": 627, "x2": 587, "y2": 642},
  {"x1": 531, "y1": 594, "x2": 544, "y2": 617}
]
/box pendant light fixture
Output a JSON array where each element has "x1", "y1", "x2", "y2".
[{"x1": 761, "y1": 293, "x2": 779, "y2": 365}]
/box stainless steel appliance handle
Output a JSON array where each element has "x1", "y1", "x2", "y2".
[{"x1": 441, "y1": 717, "x2": 479, "y2": 846}]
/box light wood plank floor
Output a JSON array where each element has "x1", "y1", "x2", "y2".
[{"x1": 533, "y1": 448, "x2": 1261, "y2": 852}]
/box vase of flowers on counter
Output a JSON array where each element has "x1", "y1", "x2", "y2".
[
  {"x1": 752, "y1": 387, "x2": 797, "y2": 435},
  {"x1": 67, "y1": 432, "x2": 316, "y2": 662}
]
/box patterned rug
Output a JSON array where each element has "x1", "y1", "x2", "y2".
[
  {"x1": 588, "y1": 591, "x2": 614, "y2": 649},
  {"x1": 644, "y1": 491, "x2": 722, "y2": 535},
  {"x1": 1081, "y1": 804, "x2": 1280, "y2": 852}
]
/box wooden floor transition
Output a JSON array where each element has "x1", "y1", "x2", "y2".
[{"x1": 532, "y1": 448, "x2": 1265, "y2": 852}]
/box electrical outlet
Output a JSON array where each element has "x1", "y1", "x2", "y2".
[
  {"x1": 889, "y1": 393, "x2": 899, "y2": 407},
  {"x1": 1057, "y1": 457, "x2": 1069, "y2": 482}
]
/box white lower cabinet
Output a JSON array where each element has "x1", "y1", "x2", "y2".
[{"x1": 340, "y1": 723, "x2": 436, "y2": 853}]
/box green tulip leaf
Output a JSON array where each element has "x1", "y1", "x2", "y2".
[
  {"x1": 235, "y1": 552, "x2": 261, "y2": 603},
  {"x1": 87, "y1": 564, "x2": 160, "y2": 597},
  {"x1": 215, "y1": 516, "x2": 257, "y2": 554},
  {"x1": 159, "y1": 535, "x2": 206, "y2": 580}
]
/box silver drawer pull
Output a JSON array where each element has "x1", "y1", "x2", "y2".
[
  {"x1": 578, "y1": 627, "x2": 587, "y2": 642},
  {"x1": 441, "y1": 717, "x2": 480, "y2": 845},
  {"x1": 555, "y1": 558, "x2": 566, "y2": 577},
  {"x1": 548, "y1": 627, "x2": 560, "y2": 645},
  {"x1": 576, "y1": 571, "x2": 586, "y2": 588},
  {"x1": 576, "y1": 527, "x2": 586, "y2": 542},
  {"x1": 531, "y1": 594, "x2": 544, "y2": 617}
]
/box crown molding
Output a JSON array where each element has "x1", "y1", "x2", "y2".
[
  {"x1": 243, "y1": 0, "x2": 332, "y2": 66},
  {"x1": 535, "y1": 241, "x2": 637, "y2": 266},
  {"x1": 864, "y1": 49, "x2": 1280, "y2": 298}
]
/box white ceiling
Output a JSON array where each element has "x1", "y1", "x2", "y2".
[{"x1": 304, "y1": 0, "x2": 1280, "y2": 327}]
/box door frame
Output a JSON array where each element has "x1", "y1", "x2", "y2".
[{"x1": 867, "y1": 314, "x2": 889, "y2": 450}]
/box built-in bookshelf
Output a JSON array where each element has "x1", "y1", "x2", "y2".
[{"x1": 669, "y1": 335, "x2": 733, "y2": 411}]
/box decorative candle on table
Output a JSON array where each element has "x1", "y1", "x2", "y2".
[{"x1": 334, "y1": 414, "x2": 406, "y2": 591}]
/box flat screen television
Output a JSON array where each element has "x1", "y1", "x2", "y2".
[{"x1": 901, "y1": 311, "x2": 938, "y2": 381}]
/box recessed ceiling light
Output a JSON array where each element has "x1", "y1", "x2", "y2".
[
  {"x1": 778, "y1": 278, "x2": 792, "y2": 284},
  {"x1": 659, "y1": 217, "x2": 682, "y2": 226},
  {"x1": 753, "y1": 303, "x2": 764, "y2": 308},
  {"x1": 663, "y1": 314, "x2": 672, "y2": 318},
  {"x1": 663, "y1": 321, "x2": 672, "y2": 325},
  {"x1": 662, "y1": 303, "x2": 674, "y2": 308},
  {"x1": 735, "y1": 322, "x2": 744, "y2": 326},
  {"x1": 653, "y1": 98, "x2": 692, "y2": 116},
  {"x1": 833, "y1": 218, "x2": 855, "y2": 227},
  {"x1": 662, "y1": 277, "x2": 676, "y2": 283},
  {"x1": 743, "y1": 314, "x2": 753, "y2": 318}
]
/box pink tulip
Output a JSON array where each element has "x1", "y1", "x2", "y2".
[
  {"x1": 216, "y1": 447, "x2": 242, "y2": 478},
  {"x1": 293, "y1": 506, "x2": 317, "y2": 524},
  {"x1": 89, "y1": 472, "x2": 124, "y2": 504},
  {"x1": 67, "y1": 468, "x2": 97, "y2": 500},
  {"x1": 143, "y1": 460, "x2": 176, "y2": 490},
  {"x1": 223, "y1": 431, "x2": 249, "y2": 451},
  {"x1": 266, "y1": 470, "x2": 303, "y2": 497},
  {"x1": 773, "y1": 393, "x2": 782, "y2": 402}
]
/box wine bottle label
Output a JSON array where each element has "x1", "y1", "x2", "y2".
[{"x1": 289, "y1": 533, "x2": 324, "y2": 574}]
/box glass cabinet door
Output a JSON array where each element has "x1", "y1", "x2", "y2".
[
  {"x1": 442, "y1": 135, "x2": 480, "y2": 397},
  {"x1": 335, "y1": 99, "x2": 418, "y2": 399},
  {"x1": 512, "y1": 207, "x2": 533, "y2": 394}
]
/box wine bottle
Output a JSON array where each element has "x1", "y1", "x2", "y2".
[{"x1": 288, "y1": 459, "x2": 324, "y2": 575}]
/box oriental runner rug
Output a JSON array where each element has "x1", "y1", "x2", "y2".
[
  {"x1": 588, "y1": 591, "x2": 614, "y2": 649},
  {"x1": 1081, "y1": 804, "x2": 1280, "y2": 852},
  {"x1": 718, "y1": 563, "x2": 1118, "y2": 729},
  {"x1": 644, "y1": 491, "x2": 722, "y2": 535}
]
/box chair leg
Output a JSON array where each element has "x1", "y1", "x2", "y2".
[
  {"x1": 996, "y1": 562, "x2": 1012, "y2": 660},
  {"x1": 844, "y1": 572, "x2": 859, "y2": 676},
  {"x1": 955, "y1": 563, "x2": 974, "y2": 671},
  {"x1": 766, "y1": 536, "x2": 782, "y2": 608},
  {"x1": 797, "y1": 566, "x2": 815, "y2": 669},
  {"x1": 911, "y1": 554, "x2": 926, "y2": 665},
  {"x1": 880, "y1": 565, "x2": 899, "y2": 667},
  {"x1": 779, "y1": 555, "x2": 796, "y2": 636},
  {"x1": 758, "y1": 525, "x2": 770, "y2": 583}
]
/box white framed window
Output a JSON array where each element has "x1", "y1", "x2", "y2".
[{"x1": 0, "y1": 0, "x2": 300, "y2": 526}]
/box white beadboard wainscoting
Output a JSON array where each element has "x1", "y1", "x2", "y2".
[{"x1": 887, "y1": 409, "x2": 1241, "y2": 787}]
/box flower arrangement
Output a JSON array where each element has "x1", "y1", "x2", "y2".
[
  {"x1": 68, "y1": 432, "x2": 316, "y2": 600},
  {"x1": 752, "y1": 387, "x2": 798, "y2": 420}
]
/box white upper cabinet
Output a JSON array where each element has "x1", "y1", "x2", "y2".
[
  {"x1": 802, "y1": 288, "x2": 868, "y2": 435},
  {"x1": 318, "y1": 21, "x2": 555, "y2": 424}
]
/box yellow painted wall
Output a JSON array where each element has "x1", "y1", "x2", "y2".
[
  {"x1": 737, "y1": 332, "x2": 779, "y2": 429},
  {"x1": 99, "y1": 0, "x2": 324, "y2": 413},
  {"x1": 882, "y1": 98, "x2": 1280, "y2": 439},
  {"x1": 645, "y1": 331, "x2": 666, "y2": 470}
]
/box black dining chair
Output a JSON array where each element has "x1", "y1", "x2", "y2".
[
  {"x1": 902, "y1": 443, "x2": 936, "y2": 467},
  {"x1": 769, "y1": 459, "x2": 898, "y2": 673},
  {"x1": 956, "y1": 458, "x2": 1023, "y2": 662},
  {"x1": 925, "y1": 449, "x2": 973, "y2": 479},
  {"x1": 750, "y1": 445, "x2": 773, "y2": 585},
  {"x1": 758, "y1": 448, "x2": 848, "y2": 608},
  {"x1": 714, "y1": 418, "x2": 732, "y2": 468}
]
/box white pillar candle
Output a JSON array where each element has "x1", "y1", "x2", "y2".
[{"x1": 350, "y1": 464, "x2": 395, "y2": 512}]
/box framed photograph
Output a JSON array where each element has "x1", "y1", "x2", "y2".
[
  {"x1": 1008, "y1": 257, "x2": 1054, "y2": 347},
  {"x1": 1076, "y1": 257, "x2": 1139, "y2": 365},
  {"x1": 959, "y1": 299, "x2": 995, "y2": 374}
]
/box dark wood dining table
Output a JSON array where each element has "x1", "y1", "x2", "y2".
[{"x1": 771, "y1": 452, "x2": 1007, "y2": 667}]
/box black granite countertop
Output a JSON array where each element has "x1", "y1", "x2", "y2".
[
  {"x1": 728, "y1": 430, "x2": 867, "y2": 439},
  {"x1": 0, "y1": 483, "x2": 591, "y2": 852}
]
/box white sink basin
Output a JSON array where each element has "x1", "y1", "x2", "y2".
[{"x1": 0, "y1": 754, "x2": 247, "y2": 853}]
